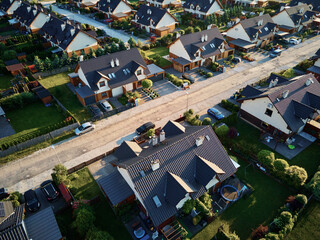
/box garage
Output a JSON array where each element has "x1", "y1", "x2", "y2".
[
  {"x1": 112, "y1": 86, "x2": 123, "y2": 97},
  {"x1": 75, "y1": 86, "x2": 96, "y2": 106},
  {"x1": 84, "y1": 95, "x2": 96, "y2": 105},
  {"x1": 147, "y1": 64, "x2": 165, "y2": 82}
]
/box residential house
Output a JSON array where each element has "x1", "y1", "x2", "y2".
[
  {"x1": 169, "y1": 27, "x2": 234, "y2": 72},
  {"x1": 289, "y1": 0, "x2": 320, "y2": 13},
  {"x1": 307, "y1": 58, "x2": 320, "y2": 82},
  {"x1": 226, "y1": 0, "x2": 268, "y2": 8},
  {"x1": 102, "y1": 120, "x2": 238, "y2": 229},
  {"x1": 146, "y1": 0, "x2": 182, "y2": 8},
  {"x1": 12, "y1": 1, "x2": 48, "y2": 33},
  {"x1": 310, "y1": 48, "x2": 320, "y2": 60},
  {"x1": 69, "y1": 48, "x2": 151, "y2": 106},
  {"x1": 0, "y1": 0, "x2": 21, "y2": 16},
  {"x1": 95, "y1": 0, "x2": 132, "y2": 21},
  {"x1": 69, "y1": 0, "x2": 99, "y2": 8},
  {"x1": 272, "y1": 4, "x2": 317, "y2": 33},
  {"x1": 38, "y1": 15, "x2": 99, "y2": 57},
  {"x1": 183, "y1": 0, "x2": 223, "y2": 19},
  {"x1": 237, "y1": 74, "x2": 320, "y2": 141},
  {"x1": 131, "y1": 5, "x2": 178, "y2": 37},
  {"x1": 226, "y1": 14, "x2": 277, "y2": 51}
]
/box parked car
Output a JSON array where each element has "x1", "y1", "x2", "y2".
[
  {"x1": 75, "y1": 122, "x2": 95, "y2": 135},
  {"x1": 40, "y1": 180, "x2": 59, "y2": 202},
  {"x1": 232, "y1": 57, "x2": 242, "y2": 63},
  {"x1": 182, "y1": 73, "x2": 195, "y2": 84},
  {"x1": 207, "y1": 107, "x2": 225, "y2": 120},
  {"x1": 105, "y1": 19, "x2": 113, "y2": 23},
  {"x1": 132, "y1": 221, "x2": 146, "y2": 239},
  {"x1": 269, "y1": 49, "x2": 282, "y2": 58},
  {"x1": 288, "y1": 38, "x2": 301, "y2": 45},
  {"x1": 100, "y1": 100, "x2": 113, "y2": 112},
  {"x1": 136, "y1": 122, "x2": 155, "y2": 135},
  {"x1": 24, "y1": 190, "x2": 41, "y2": 212},
  {"x1": 89, "y1": 104, "x2": 103, "y2": 118},
  {"x1": 0, "y1": 188, "x2": 9, "y2": 200}
]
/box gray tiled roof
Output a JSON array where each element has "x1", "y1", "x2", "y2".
[
  {"x1": 240, "y1": 85, "x2": 263, "y2": 98},
  {"x1": 285, "y1": 4, "x2": 316, "y2": 25},
  {"x1": 78, "y1": 48, "x2": 150, "y2": 91},
  {"x1": 307, "y1": 65, "x2": 320, "y2": 75},
  {"x1": 0, "y1": 205, "x2": 24, "y2": 232},
  {"x1": 0, "y1": 224, "x2": 29, "y2": 240},
  {"x1": 135, "y1": 5, "x2": 168, "y2": 27},
  {"x1": 114, "y1": 141, "x2": 142, "y2": 161},
  {"x1": 97, "y1": 0, "x2": 123, "y2": 13},
  {"x1": 183, "y1": 0, "x2": 222, "y2": 13},
  {"x1": 99, "y1": 171, "x2": 134, "y2": 205},
  {"x1": 13, "y1": 2, "x2": 42, "y2": 27},
  {"x1": 113, "y1": 122, "x2": 237, "y2": 227},
  {"x1": 289, "y1": 0, "x2": 320, "y2": 12},
  {"x1": 266, "y1": 73, "x2": 289, "y2": 85},
  {"x1": 24, "y1": 207, "x2": 62, "y2": 240}
]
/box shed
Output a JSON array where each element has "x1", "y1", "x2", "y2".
[
  {"x1": 58, "y1": 182, "x2": 73, "y2": 205},
  {"x1": 6, "y1": 63, "x2": 25, "y2": 76},
  {"x1": 33, "y1": 86, "x2": 52, "y2": 104}
]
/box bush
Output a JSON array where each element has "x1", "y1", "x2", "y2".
[
  {"x1": 73, "y1": 205, "x2": 96, "y2": 237},
  {"x1": 257, "y1": 150, "x2": 275, "y2": 169},
  {"x1": 285, "y1": 165, "x2": 308, "y2": 188},
  {"x1": 0, "y1": 92, "x2": 37, "y2": 111},
  {"x1": 182, "y1": 199, "x2": 195, "y2": 215},
  {"x1": 295, "y1": 194, "x2": 307, "y2": 206},
  {"x1": 202, "y1": 117, "x2": 211, "y2": 125},
  {"x1": 195, "y1": 199, "x2": 212, "y2": 217},
  {"x1": 185, "y1": 26, "x2": 194, "y2": 34},
  {"x1": 274, "y1": 159, "x2": 289, "y2": 172},
  {"x1": 215, "y1": 124, "x2": 229, "y2": 138},
  {"x1": 146, "y1": 128, "x2": 155, "y2": 138},
  {"x1": 206, "y1": 72, "x2": 213, "y2": 78},
  {"x1": 52, "y1": 164, "x2": 69, "y2": 186},
  {"x1": 279, "y1": 211, "x2": 292, "y2": 225},
  {"x1": 86, "y1": 227, "x2": 113, "y2": 240},
  {"x1": 281, "y1": 68, "x2": 296, "y2": 79},
  {"x1": 227, "y1": 127, "x2": 238, "y2": 139},
  {"x1": 307, "y1": 171, "x2": 320, "y2": 198},
  {"x1": 194, "y1": 26, "x2": 201, "y2": 32},
  {"x1": 141, "y1": 79, "x2": 153, "y2": 89},
  {"x1": 220, "y1": 99, "x2": 240, "y2": 112},
  {"x1": 192, "y1": 215, "x2": 202, "y2": 225},
  {"x1": 199, "y1": 192, "x2": 212, "y2": 210}
]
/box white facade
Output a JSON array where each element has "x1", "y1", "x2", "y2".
[
  {"x1": 66, "y1": 31, "x2": 98, "y2": 53},
  {"x1": 113, "y1": 1, "x2": 131, "y2": 14},
  {"x1": 95, "y1": 78, "x2": 111, "y2": 94},
  {"x1": 77, "y1": 67, "x2": 91, "y2": 87},
  {"x1": 7, "y1": 0, "x2": 20, "y2": 14},
  {"x1": 30, "y1": 12, "x2": 47, "y2": 31},
  {"x1": 272, "y1": 10, "x2": 295, "y2": 29},
  {"x1": 184, "y1": 1, "x2": 222, "y2": 17},
  {"x1": 226, "y1": 23, "x2": 252, "y2": 42},
  {"x1": 169, "y1": 40, "x2": 191, "y2": 61},
  {"x1": 156, "y1": 12, "x2": 177, "y2": 29},
  {"x1": 176, "y1": 193, "x2": 192, "y2": 210},
  {"x1": 112, "y1": 86, "x2": 124, "y2": 96}
]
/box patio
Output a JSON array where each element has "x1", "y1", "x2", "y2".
[{"x1": 261, "y1": 132, "x2": 316, "y2": 159}]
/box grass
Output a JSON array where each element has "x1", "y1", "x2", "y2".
[
  {"x1": 56, "y1": 168, "x2": 131, "y2": 240},
  {"x1": 192, "y1": 157, "x2": 293, "y2": 240},
  {"x1": 143, "y1": 46, "x2": 169, "y2": 58},
  {"x1": 0, "y1": 74, "x2": 14, "y2": 91},
  {"x1": 286, "y1": 199, "x2": 320, "y2": 240},
  {"x1": 40, "y1": 72, "x2": 91, "y2": 122}
]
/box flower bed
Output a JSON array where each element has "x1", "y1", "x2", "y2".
[{"x1": 142, "y1": 88, "x2": 160, "y2": 99}]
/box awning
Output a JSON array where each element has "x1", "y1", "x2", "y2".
[
  {"x1": 229, "y1": 39, "x2": 256, "y2": 49},
  {"x1": 173, "y1": 57, "x2": 191, "y2": 66}
]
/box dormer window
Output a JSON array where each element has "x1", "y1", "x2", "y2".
[
  {"x1": 190, "y1": 4, "x2": 194, "y2": 9},
  {"x1": 137, "y1": 69, "x2": 142, "y2": 76},
  {"x1": 196, "y1": 5, "x2": 200, "y2": 11},
  {"x1": 100, "y1": 81, "x2": 105, "y2": 87}
]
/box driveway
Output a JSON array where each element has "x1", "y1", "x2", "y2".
[
  {"x1": 199, "y1": 105, "x2": 232, "y2": 124},
  {"x1": 153, "y1": 80, "x2": 178, "y2": 96},
  {"x1": 88, "y1": 154, "x2": 117, "y2": 181},
  {"x1": 0, "y1": 117, "x2": 15, "y2": 139},
  {"x1": 46, "y1": 4, "x2": 145, "y2": 43}
]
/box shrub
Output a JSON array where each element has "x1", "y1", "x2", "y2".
[
  {"x1": 192, "y1": 215, "x2": 202, "y2": 225},
  {"x1": 295, "y1": 194, "x2": 307, "y2": 206},
  {"x1": 220, "y1": 99, "x2": 240, "y2": 112},
  {"x1": 281, "y1": 68, "x2": 296, "y2": 79},
  {"x1": 307, "y1": 171, "x2": 320, "y2": 198},
  {"x1": 199, "y1": 192, "x2": 212, "y2": 210},
  {"x1": 285, "y1": 165, "x2": 308, "y2": 188},
  {"x1": 279, "y1": 211, "x2": 292, "y2": 225},
  {"x1": 73, "y1": 205, "x2": 95, "y2": 237},
  {"x1": 141, "y1": 79, "x2": 153, "y2": 89},
  {"x1": 86, "y1": 227, "x2": 113, "y2": 240},
  {"x1": 52, "y1": 164, "x2": 69, "y2": 186},
  {"x1": 195, "y1": 199, "x2": 212, "y2": 217},
  {"x1": 182, "y1": 199, "x2": 195, "y2": 215},
  {"x1": 274, "y1": 159, "x2": 289, "y2": 172},
  {"x1": 202, "y1": 117, "x2": 211, "y2": 125},
  {"x1": 0, "y1": 92, "x2": 37, "y2": 111},
  {"x1": 194, "y1": 26, "x2": 201, "y2": 32},
  {"x1": 257, "y1": 150, "x2": 275, "y2": 169},
  {"x1": 206, "y1": 72, "x2": 213, "y2": 78},
  {"x1": 227, "y1": 127, "x2": 238, "y2": 139},
  {"x1": 146, "y1": 128, "x2": 155, "y2": 138},
  {"x1": 251, "y1": 225, "x2": 268, "y2": 240},
  {"x1": 215, "y1": 124, "x2": 229, "y2": 138},
  {"x1": 185, "y1": 26, "x2": 194, "y2": 34}
]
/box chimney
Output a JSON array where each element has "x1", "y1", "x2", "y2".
[
  {"x1": 110, "y1": 59, "x2": 115, "y2": 68},
  {"x1": 152, "y1": 135, "x2": 158, "y2": 146},
  {"x1": 115, "y1": 58, "x2": 119, "y2": 66},
  {"x1": 79, "y1": 55, "x2": 84, "y2": 62},
  {"x1": 273, "y1": 77, "x2": 278, "y2": 87},
  {"x1": 151, "y1": 159, "x2": 160, "y2": 171},
  {"x1": 305, "y1": 78, "x2": 314, "y2": 86},
  {"x1": 280, "y1": 5, "x2": 285, "y2": 11},
  {"x1": 259, "y1": 11, "x2": 264, "y2": 16},
  {"x1": 159, "y1": 130, "x2": 165, "y2": 142},
  {"x1": 33, "y1": 9, "x2": 37, "y2": 16},
  {"x1": 282, "y1": 90, "x2": 289, "y2": 99},
  {"x1": 70, "y1": 28, "x2": 75, "y2": 36},
  {"x1": 61, "y1": 23, "x2": 66, "y2": 31},
  {"x1": 268, "y1": 80, "x2": 274, "y2": 88},
  {"x1": 196, "y1": 136, "x2": 204, "y2": 147},
  {"x1": 201, "y1": 35, "x2": 205, "y2": 42},
  {"x1": 204, "y1": 34, "x2": 208, "y2": 41}
]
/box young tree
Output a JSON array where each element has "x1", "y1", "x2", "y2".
[
  {"x1": 202, "y1": 117, "x2": 211, "y2": 125},
  {"x1": 146, "y1": 128, "x2": 155, "y2": 138},
  {"x1": 52, "y1": 164, "x2": 69, "y2": 186},
  {"x1": 70, "y1": 51, "x2": 78, "y2": 63},
  {"x1": 52, "y1": 54, "x2": 60, "y2": 68},
  {"x1": 95, "y1": 47, "x2": 104, "y2": 57},
  {"x1": 89, "y1": 48, "x2": 96, "y2": 58},
  {"x1": 141, "y1": 79, "x2": 153, "y2": 89},
  {"x1": 60, "y1": 52, "x2": 69, "y2": 66},
  {"x1": 34, "y1": 56, "x2": 44, "y2": 72},
  {"x1": 273, "y1": 159, "x2": 289, "y2": 172},
  {"x1": 307, "y1": 171, "x2": 320, "y2": 198},
  {"x1": 137, "y1": 39, "x2": 143, "y2": 48},
  {"x1": 73, "y1": 205, "x2": 95, "y2": 237},
  {"x1": 119, "y1": 40, "x2": 126, "y2": 51},
  {"x1": 286, "y1": 165, "x2": 308, "y2": 188},
  {"x1": 44, "y1": 57, "x2": 52, "y2": 71},
  {"x1": 128, "y1": 36, "x2": 136, "y2": 48},
  {"x1": 257, "y1": 150, "x2": 275, "y2": 169},
  {"x1": 110, "y1": 42, "x2": 119, "y2": 53}
]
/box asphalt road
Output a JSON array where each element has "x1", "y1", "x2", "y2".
[{"x1": 2, "y1": 35, "x2": 320, "y2": 193}]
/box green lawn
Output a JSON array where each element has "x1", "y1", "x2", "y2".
[
  {"x1": 143, "y1": 47, "x2": 169, "y2": 58},
  {"x1": 40, "y1": 72, "x2": 91, "y2": 122},
  {"x1": 286, "y1": 199, "x2": 320, "y2": 240},
  {"x1": 193, "y1": 157, "x2": 293, "y2": 240},
  {"x1": 0, "y1": 74, "x2": 14, "y2": 91},
  {"x1": 56, "y1": 168, "x2": 131, "y2": 240}
]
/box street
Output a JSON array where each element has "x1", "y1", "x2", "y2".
[{"x1": 1, "y1": 35, "x2": 320, "y2": 193}]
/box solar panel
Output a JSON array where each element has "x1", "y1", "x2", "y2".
[{"x1": 0, "y1": 202, "x2": 5, "y2": 217}]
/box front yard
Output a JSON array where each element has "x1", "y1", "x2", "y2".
[
  {"x1": 40, "y1": 72, "x2": 91, "y2": 122},
  {"x1": 56, "y1": 168, "x2": 131, "y2": 240},
  {"x1": 192, "y1": 157, "x2": 293, "y2": 240},
  {"x1": 142, "y1": 47, "x2": 172, "y2": 68}
]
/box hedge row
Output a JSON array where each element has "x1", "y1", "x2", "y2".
[
  {"x1": 220, "y1": 99, "x2": 240, "y2": 113},
  {"x1": 166, "y1": 73, "x2": 189, "y2": 87},
  {"x1": 0, "y1": 92, "x2": 38, "y2": 111}
]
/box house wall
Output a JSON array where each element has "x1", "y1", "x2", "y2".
[
  {"x1": 66, "y1": 32, "x2": 98, "y2": 54},
  {"x1": 176, "y1": 193, "x2": 192, "y2": 210},
  {"x1": 240, "y1": 97, "x2": 291, "y2": 134},
  {"x1": 77, "y1": 67, "x2": 92, "y2": 87},
  {"x1": 272, "y1": 10, "x2": 295, "y2": 28},
  {"x1": 7, "y1": 0, "x2": 20, "y2": 14},
  {"x1": 205, "y1": 177, "x2": 219, "y2": 190},
  {"x1": 169, "y1": 40, "x2": 191, "y2": 61},
  {"x1": 207, "y1": 1, "x2": 223, "y2": 15},
  {"x1": 95, "y1": 77, "x2": 111, "y2": 94},
  {"x1": 135, "y1": 66, "x2": 147, "y2": 80},
  {"x1": 113, "y1": 1, "x2": 131, "y2": 14},
  {"x1": 184, "y1": 1, "x2": 222, "y2": 18},
  {"x1": 117, "y1": 167, "x2": 148, "y2": 211},
  {"x1": 156, "y1": 13, "x2": 176, "y2": 29},
  {"x1": 30, "y1": 12, "x2": 47, "y2": 32},
  {"x1": 226, "y1": 23, "x2": 251, "y2": 42}
]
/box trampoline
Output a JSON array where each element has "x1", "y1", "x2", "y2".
[{"x1": 220, "y1": 185, "x2": 240, "y2": 202}]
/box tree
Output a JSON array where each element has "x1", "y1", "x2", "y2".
[
  {"x1": 52, "y1": 164, "x2": 69, "y2": 185},
  {"x1": 185, "y1": 26, "x2": 194, "y2": 34},
  {"x1": 71, "y1": 51, "x2": 78, "y2": 63},
  {"x1": 137, "y1": 40, "x2": 143, "y2": 48},
  {"x1": 44, "y1": 57, "x2": 52, "y2": 71},
  {"x1": 95, "y1": 47, "x2": 104, "y2": 57},
  {"x1": 286, "y1": 165, "x2": 308, "y2": 188},
  {"x1": 215, "y1": 125, "x2": 229, "y2": 138},
  {"x1": 146, "y1": 128, "x2": 155, "y2": 138},
  {"x1": 0, "y1": 42, "x2": 6, "y2": 55},
  {"x1": 194, "y1": 26, "x2": 201, "y2": 32},
  {"x1": 295, "y1": 194, "x2": 307, "y2": 206},
  {"x1": 86, "y1": 227, "x2": 113, "y2": 240},
  {"x1": 73, "y1": 205, "x2": 95, "y2": 237},
  {"x1": 128, "y1": 36, "x2": 136, "y2": 48},
  {"x1": 119, "y1": 40, "x2": 126, "y2": 51},
  {"x1": 273, "y1": 159, "x2": 289, "y2": 172},
  {"x1": 142, "y1": 79, "x2": 153, "y2": 89},
  {"x1": 52, "y1": 54, "x2": 60, "y2": 68},
  {"x1": 307, "y1": 171, "x2": 320, "y2": 198},
  {"x1": 110, "y1": 42, "x2": 119, "y2": 53},
  {"x1": 279, "y1": 211, "x2": 292, "y2": 225},
  {"x1": 202, "y1": 117, "x2": 211, "y2": 125},
  {"x1": 257, "y1": 150, "x2": 275, "y2": 169},
  {"x1": 3, "y1": 50, "x2": 17, "y2": 60},
  {"x1": 61, "y1": 52, "x2": 69, "y2": 65},
  {"x1": 89, "y1": 48, "x2": 96, "y2": 58},
  {"x1": 34, "y1": 56, "x2": 44, "y2": 72}
]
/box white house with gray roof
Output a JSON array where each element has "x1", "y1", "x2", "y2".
[
  {"x1": 0, "y1": 0, "x2": 21, "y2": 16},
  {"x1": 146, "y1": 0, "x2": 182, "y2": 8},
  {"x1": 183, "y1": 0, "x2": 223, "y2": 19}
]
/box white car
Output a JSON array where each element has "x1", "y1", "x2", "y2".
[
  {"x1": 288, "y1": 38, "x2": 301, "y2": 45},
  {"x1": 75, "y1": 122, "x2": 95, "y2": 135},
  {"x1": 100, "y1": 100, "x2": 113, "y2": 112}
]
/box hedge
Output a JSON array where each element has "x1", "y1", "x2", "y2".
[
  {"x1": 220, "y1": 99, "x2": 240, "y2": 113},
  {"x1": 166, "y1": 73, "x2": 184, "y2": 87},
  {"x1": 0, "y1": 92, "x2": 37, "y2": 111}
]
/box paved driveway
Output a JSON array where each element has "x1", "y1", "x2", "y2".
[
  {"x1": 0, "y1": 117, "x2": 15, "y2": 139},
  {"x1": 47, "y1": 4, "x2": 145, "y2": 43},
  {"x1": 199, "y1": 105, "x2": 232, "y2": 124},
  {"x1": 153, "y1": 80, "x2": 178, "y2": 96}
]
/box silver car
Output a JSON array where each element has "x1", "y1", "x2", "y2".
[
  {"x1": 100, "y1": 100, "x2": 113, "y2": 112},
  {"x1": 75, "y1": 122, "x2": 95, "y2": 135}
]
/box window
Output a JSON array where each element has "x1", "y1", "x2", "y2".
[
  {"x1": 102, "y1": 92, "x2": 107, "y2": 98},
  {"x1": 195, "y1": 61, "x2": 198, "y2": 66},
  {"x1": 137, "y1": 69, "x2": 142, "y2": 76},
  {"x1": 265, "y1": 108, "x2": 273, "y2": 117},
  {"x1": 137, "y1": 80, "x2": 142, "y2": 87},
  {"x1": 99, "y1": 81, "x2": 105, "y2": 87}
]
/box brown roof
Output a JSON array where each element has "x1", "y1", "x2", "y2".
[{"x1": 6, "y1": 63, "x2": 24, "y2": 72}]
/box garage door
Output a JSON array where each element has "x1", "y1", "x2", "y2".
[
  {"x1": 124, "y1": 83, "x2": 133, "y2": 91},
  {"x1": 112, "y1": 86, "x2": 123, "y2": 97},
  {"x1": 84, "y1": 95, "x2": 96, "y2": 106},
  {"x1": 149, "y1": 73, "x2": 164, "y2": 82}
]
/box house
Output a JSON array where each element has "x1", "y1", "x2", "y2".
[
  {"x1": 237, "y1": 74, "x2": 320, "y2": 141},
  {"x1": 145, "y1": 0, "x2": 182, "y2": 9},
  {"x1": 307, "y1": 58, "x2": 320, "y2": 82},
  {"x1": 6, "y1": 62, "x2": 25, "y2": 76},
  {"x1": 38, "y1": 15, "x2": 99, "y2": 57},
  {"x1": 95, "y1": 0, "x2": 132, "y2": 20},
  {"x1": 12, "y1": 1, "x2": 48, "y2": 33},
  {"x1": 227, "y1": 0, "x2": 268, "y2": 8},
  {"x1": 169, "y1": 27, "x2": 234, "y2": 72},
  {"x1": 69, "y1": 0, "x2": 99, "y2": 8},
  {"x1": 226, "y1": 14, "x2": 277, "y2": 51},
  {"x1": 69, "y1": 48, "x2": 151, "y2": 106},
  {"x1": 272, "y1": 4, "x2": 317, "y2": 33},
  {"x1": 131, "y1": 5, "x2": 178, "y2": 37},
  {"x1": 289, "y1": 0, "x2": 320, "y2": 13},
  {"x1": 310, "y1": 48, "x2": 320, "y2": 60},
  {"x1": 104, "y1": 120, "x2": 238, "y2": 229},
  {"x1": 0, "y1": 0, "x2": 21, "y2": 16},
  {"x1": 183, "y1": 0, "x2": 223, "y2": 19}
]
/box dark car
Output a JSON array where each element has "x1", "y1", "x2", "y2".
[
  {"x1": 136, "y1": 122, "x2": 155, "y2": 135},
  {"x1": 24, "y1": 190, "x2": 41, "y2": 212},
  {"x1": 269, "y1": 49, "x2": 282, "y2": 58},
  {"x1": 182, "y1": 73, "x2": 195, "y2": 84},
  {"x1": 207, "y1": 107, "x2": 224, "y2": 120},
  {"x1": 0, "y1": 188, "x2": 9, "y2": 200},
  {"x1": 232, "y1": 57, "x2": 242, "y2": 63},
  {"x1": 40, "y1": 180, "x2": 59, "y2": 202},
  {"x1": 89, "y1": 104, "x2": 103, "y2": 118}
]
